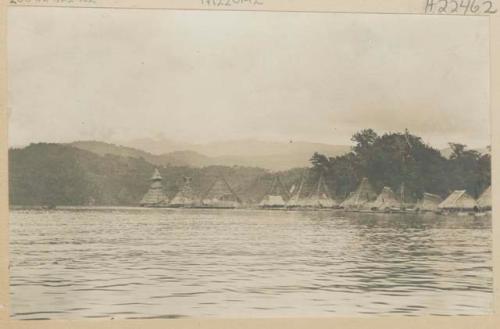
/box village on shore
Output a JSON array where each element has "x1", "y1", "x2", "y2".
[{"x1": 140, "y1": 168, "x2": 492, "y2": 216}]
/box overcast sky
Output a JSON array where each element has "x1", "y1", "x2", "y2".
[{"x1": 8, "y1": 7, "x2": 490, "y2": 149}]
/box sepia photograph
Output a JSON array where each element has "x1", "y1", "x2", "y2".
[{"x1": 6, "y1": 5, "x2": 493, "y2": 320}]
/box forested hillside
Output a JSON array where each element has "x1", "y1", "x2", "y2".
[
  {"x1": 310, "y1": 129, "x2": 491, "y2": 200},
  {"x1": 8, "y1": 143, "x2": 298, "y2": 206}
]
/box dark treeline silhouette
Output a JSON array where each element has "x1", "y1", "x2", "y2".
[{"x1": 309, "y1": 129, "x2": 491, "y2": 200}]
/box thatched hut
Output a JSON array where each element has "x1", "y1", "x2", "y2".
[
  {"x1": 201, "y1": 176, "x2": 241, "y2": 208},
  {"x1": 340, "y1": 177, "x2": 377, "y2": 210},
  {"x1": 477, "y1": 186, "x2": 492, "y2": 211},
  {"x1": 286, "y1": 175, "x2": 308, "y2": 208},
  {"x1": 169, "y1": 176, "x2": 197, "y2": 208},
  {"x1": 260, "y1": 175, "x2": 289, "y2": 208},
  {"x1": 140, "y1": 168, "x2": 168, "y2": 207},
  {"x1": 303, "y1": 173, "x2": 337, "y2": 208},
  {"x1": 416, "y1": 193, "x2": 443, "y2": 212},
  {"x1": 438, "y1": 190, "x2": 478, "y2": 211},
  {"x1": 368, "y1": 186, "x2": 400, "y2": 211}
]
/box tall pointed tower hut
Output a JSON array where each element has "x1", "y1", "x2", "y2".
[
  {"x1": 201, "y1": 176, "x2": 241, "y2": 208},
  {"x1": 170, "y1": 176, "x2": 197, "y2": 208},
  {"x1": 304, "y1": 173, "x2": 337, "y2": 208},
  {"x1": 260, "y1": 175, "x2": 289, "y2": 208},
  {"x1": 340, "y1": 177, "x2": 377, "y2": 210},
  {"x1": 140, "y1": 168, "x2": 168, "y2": 207}
]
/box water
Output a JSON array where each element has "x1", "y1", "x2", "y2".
[{"x1": 9, "y1": 208, "x2": 493, "y2": 319}]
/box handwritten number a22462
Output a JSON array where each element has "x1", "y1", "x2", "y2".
[{"x1": 425, "y1": 0, "x2": 498, "y2": 13}]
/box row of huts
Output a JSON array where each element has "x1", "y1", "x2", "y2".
[
  {"x1": 140, "y1": 169, "x2": 241, "y2": 208},
  {"x1": 140, "y1": 169, "x2": 492, "y2": 213}
]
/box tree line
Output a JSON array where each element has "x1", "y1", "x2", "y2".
[{"x1": 309, "y1": 129, "x2": 491, "y2": 201}]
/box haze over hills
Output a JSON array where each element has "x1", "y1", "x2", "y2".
[
  {"x1": 66, "y1": 139, "x2": 490, "y2": 170},
  {"x1": 69, "y1": 141, "x2": 212, "y2": 168},
  {"x1": 93, "y1": 138, "x2": 354, "y2": 170}
]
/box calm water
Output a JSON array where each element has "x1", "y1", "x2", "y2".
[{"x1": 9, "y1": 208, "x2": 493, "y2": 319}]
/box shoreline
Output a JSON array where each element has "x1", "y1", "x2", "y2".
[{"x1": 8, "y1": 205, "x2": 492, "y2": 218}]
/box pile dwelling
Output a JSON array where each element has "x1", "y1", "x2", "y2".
[
  {"x1": 438, "y1": 190, "x2": 478, "y2": 212},
  {"x1": 170, "y1": 176, "x2": 197, "y2": 208},
  {"x1": 137, "y1": 170, "x2": 491, "y2": 214},
  {"x1": 286, "y1": 174, "x2": 308, "y2": 208},
  {"x1": 477, "y1": 186, "x2": 492, "y2": 211},
  {"x1": 367, "y1": 186, "x2": 400, "y2": 211},
  {"x1": 140, "y1": 168, "x2": 168, "y2": 207},
  {"x1": 339, "y1": 177, "x2": 377, "y2": 210},
  {"x1": 201, "y1": 176, "x2": 242, "y2": 209},
  {"x1": 303, "y1": 173, "x2": 337, "y2": 208},
  {"x1": 416, "y1": 193, "x2": 443, "y2": 212},
  {"x1": 260, "y1": 175, "x2": 289, "y2": 208}
]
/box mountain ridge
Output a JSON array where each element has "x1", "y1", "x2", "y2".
[{"x1": 71, "y1": 140, "x2": 352, "y2": 170}]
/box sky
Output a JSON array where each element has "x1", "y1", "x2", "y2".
[{"x1": 7, "y1": 7, "x2": 491, "y2": 149}]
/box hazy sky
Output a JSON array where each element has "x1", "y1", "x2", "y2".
[{"x1": 8, "y1": 7, "x2": 490, "y2": 148}]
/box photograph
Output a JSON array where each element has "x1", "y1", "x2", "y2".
[{"x1": 6, "y1": 6, "x2": 492, "y2": 319}]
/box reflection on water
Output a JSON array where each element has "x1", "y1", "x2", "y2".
[{"x1": 9, "y1": 208, "x2": 493, "y2": 319}]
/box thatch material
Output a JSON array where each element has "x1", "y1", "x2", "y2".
[
  {"x1": 438, "y1": 190, "x2": 478, "y2": 211},
  {"x1": 201, "y1": 176, "x2": 241, "y2": 208},
  {"x1": 368, "y1": 186, "x2": 400, "y2": 210},
  {"x1": 416, "y1": 193, "x2": 443, "y2": 212},
  {"x1": 477, "y1": 186, "x2": 492, "y2": 210},
  {"x1": 303, "y1": 173, "x2": 337, "y2": 208},
  {"x1": 140, "y1": 168, "x2": 168, "y2": 206},
  {"x1": 260, "y1": 195, "x2": 286, "y2": 207},
  {"x1": 340, "y1": 177, "x2": 377, "y2": 209},
  {"x1": 286, "y1": 175, "x2": 308, "y2": 208},
  {"x1": 170, "y1": 176, "x2": 197, "y2": 207},
  {"x1": 260, "y1": 175, "x2": 289, "y2": 208}
]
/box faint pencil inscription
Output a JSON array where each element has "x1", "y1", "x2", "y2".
[
  {"x1": 200, "y1": 0, "x2": 264, "y2": 8},
  {"x1": 425, "y1": 0, "x2": 497, "y2": 14}
]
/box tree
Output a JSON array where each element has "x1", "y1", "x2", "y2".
[
  {"x1": 351, "y1": 129, "x2": 378, "y2": 156},
  {"x1": 310, "y1": 129, "x2": 491, "y2": 200}
]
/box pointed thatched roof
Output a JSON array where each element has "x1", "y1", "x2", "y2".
[
  {"x1": 340, "y1": 177, "x2": 377, "y2": 209},
  {"x1": 151, "y1": 168, "x2": 162, "y2": 181},
  {"x1": 477, "y1": 186, "x2": 492, "y2": 210},
  {"x1": 416, "y1": 193, "x2": 443, "y2": 212},
  {"x1": 201, "y1": 176, "x2": 241, "y2": 208},
  {"x1": 140, "y1": 168, "x2": 168, "y2": 206},
  {"x1": 170, "y1": 176, "x2": 197, "y2": 207},
  {"x1": 286, "y1": 174, "x2": 308, "y2": 208},
  {"x1": 438, "y1": 190, "x2": 478, "y2": 210},
  {"x1": 260, "y1": 175, "x2": 289, "y2": 207},
  {"x1": 368, "y1": 186, "x2": 400, "y2": 210},
  {"x1": 304, "y1": 173, "x2": 337, "y2": 208}
]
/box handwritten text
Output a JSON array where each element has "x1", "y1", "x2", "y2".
[
  {"x1": 200, "y1": 0, "x2": 264, "y2": 8},
  {"x1": 425, "y1": 0, "x2": 497, "y2": 14}
]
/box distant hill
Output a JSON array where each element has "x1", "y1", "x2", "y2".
[
  {"x1": 9, "y1": 143, "x2": 155, "y2": 206},
  {"x1": 116, "y1": 138, "x2": 351, "y2": 170},
  {"x1": 9, "y1": 143, "x2": 309, "y2": 206},
  {"x1": 69, "y1": 141, "x2": 213, "y2": 167}
]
